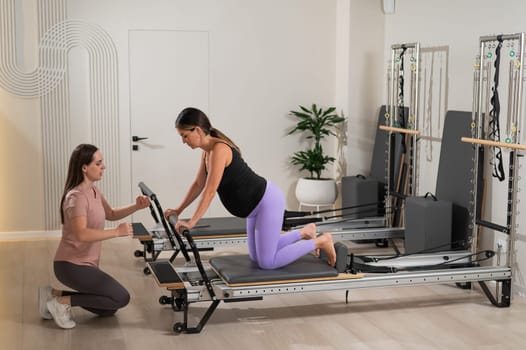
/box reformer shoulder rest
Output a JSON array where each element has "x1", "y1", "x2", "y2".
[
  {"x1": 147, "y1": 261, "x2": 185, "y2": 290},
  {"x1": 132, "y1": 222, "x2": 151, "y2": 241}
]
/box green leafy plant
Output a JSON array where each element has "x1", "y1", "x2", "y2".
[{"x1": 288, "y1": 104, "x2": 345, "y2": 179}]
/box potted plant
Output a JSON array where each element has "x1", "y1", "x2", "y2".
[{"x1": 288, "y1": 104, "x2": 346, "y2": 206}]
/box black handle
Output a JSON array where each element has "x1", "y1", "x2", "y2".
[
  {"x1": 168, "y1": 214, "x2": 178, "y2": 227},
  {"x1": 132, "y1": 136, "x2": 149, "y2": 142},
  {"x1": 424, "y1": 192, "x2": 438, "y2": 201},
  {"x1": 138, "y1": 182, "x2": 155, "y2": 199}
]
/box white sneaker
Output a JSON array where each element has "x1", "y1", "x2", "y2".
[
  {"x1": 46, "y1": 297, "x2": 76, "y2": 329},
  {"x1": 38, "y1": 286, "x2": 53, "y2": 320}
]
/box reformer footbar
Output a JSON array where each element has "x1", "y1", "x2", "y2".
[
  {"x1": 133, "y1": 182, "x2": 248, "y2": 273},
  {"x1": 133, "y1": 182, "x2": 193, "y2": 274}
]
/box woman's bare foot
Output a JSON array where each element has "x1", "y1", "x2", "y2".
[
  {"x1": 315, "y1": 233, "x2": 336, "y2": 266},
  {"x1": 300, "y1": 223, "x2": 317, "y2": 240}
]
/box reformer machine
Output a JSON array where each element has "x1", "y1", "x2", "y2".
[{"x1": 143, "y1": 34, "x2": 521, "y2": 334}]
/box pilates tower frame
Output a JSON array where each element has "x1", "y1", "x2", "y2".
[{"x1": 463, "y1": 32, "x2": 525, "y2": 277}]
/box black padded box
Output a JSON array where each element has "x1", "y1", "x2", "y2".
[
  {"x1": 340, "y1": 105, "x2": 407, "y2": 219},
  {"x1": 404, "y1": 196, "x2": 452, "y2": 254},
  {"x1": 435, "y1": 111, "x2": 473, "y2": 248},
  {"x1": 341, "y1": 175, "x2": 384, "y2": 218}
]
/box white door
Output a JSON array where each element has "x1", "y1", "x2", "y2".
[{"x1": 129, "y1": 30, "x2": 225, "y2": 227}]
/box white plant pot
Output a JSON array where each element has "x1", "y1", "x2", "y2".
[{"x1": 295, "y1": 178, "x2": 337, "y2": 206}]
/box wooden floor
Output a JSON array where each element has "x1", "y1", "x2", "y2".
[{"x1": 1, "y1": 237, "x2": 525, "y2": 350}]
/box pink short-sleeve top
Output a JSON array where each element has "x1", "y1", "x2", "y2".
[{"x1": 54, "y1": 185, "x2": 106, "y2": 267}]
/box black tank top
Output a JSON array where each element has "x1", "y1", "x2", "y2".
[{"x1": 215, "y1": 146, "x2": 266, "y2": 217}]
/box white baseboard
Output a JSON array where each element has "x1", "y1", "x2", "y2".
[
  {"x1": 514, "y1": 283, "x2": 526, "y2": 299},
  {"x1": 0, "y1": 230, "x2": 61, "y2": 241}
]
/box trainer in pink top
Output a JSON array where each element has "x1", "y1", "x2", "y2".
[
  {"x1": 54, "y1": 186, "x2": 106, "y2": 267},
  {"x1": 41, "y1": 144, "x2": 150, "y2": 330}
]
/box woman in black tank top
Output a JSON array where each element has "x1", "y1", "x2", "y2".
[{"x1": 165, "y1": 107, "x2": 336, "y2": 269}]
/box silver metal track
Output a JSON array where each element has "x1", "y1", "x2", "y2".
[
  {"x1": 361, "y1": 250, "x2": 472, "y2": 268},
  {"x1": 150, "y1": 226, "x2": 403, "y2": 250},
  {"x1": 331, "y1": 227, "x2": 404, "y2": 241},
  {"x1": 315, "y1": 216, "x2": 385, "y2": 230},
  {"x1": 176, "y1": 265, "x2": 511, "y2": 301}
]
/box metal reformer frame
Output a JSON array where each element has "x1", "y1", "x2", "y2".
[{"x1": 145, "y1": 37, "x2": 521, "y2": 334}]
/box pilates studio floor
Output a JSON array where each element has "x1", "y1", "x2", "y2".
[{"x1": 1, "y1": 237, "x2": 525, "y2": 350}]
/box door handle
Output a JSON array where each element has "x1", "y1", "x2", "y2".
[{"x1": 132, "y1": 136, "x2": 149, "y2": 142}]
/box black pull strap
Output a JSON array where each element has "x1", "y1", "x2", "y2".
[
  {"x1": 488, "y1": 36, "x2": 505, "y2": 181},
  {"x1": 398, "y1": 46, "x2": 408, "y2": 154}
]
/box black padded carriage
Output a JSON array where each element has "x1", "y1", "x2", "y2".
[
  {"x1": 187, "y1": 216, "x2": 246, "y2": 237},
  {"x1": 209, "y1": 254, "x2": 338, "y2": 285}
]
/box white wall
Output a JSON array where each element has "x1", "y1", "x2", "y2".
[
  {"x1": 0, "y1": 0, "x2": 45, "y2": 232},
  {"x1": 0, "y1": 0, "x2": 341, "y2": 231},
  {"x1": 346, "y1": 0, "x2": 385, "y2": 177},
  {"x1": 384, "y1": 0, "x2": 526, "y2": 110},
  {"x1": 383, "y1": 0, "x2": 526, "y2": 296}
]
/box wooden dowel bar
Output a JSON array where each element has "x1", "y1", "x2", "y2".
[
  {"x1": 461, "y1": 137, "x2": 526, "y2": 150},
  {"x1": 379, "y1": 125, "x2": 421, "y2": 135}
]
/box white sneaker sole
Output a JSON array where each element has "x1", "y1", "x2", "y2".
[{"x1": 38, "y1": 287, "x2": 53, "y2": 320}]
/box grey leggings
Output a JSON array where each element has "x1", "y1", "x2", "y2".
[{"x1": 54, "y1": 261, "x2": 130, "y2": 317}]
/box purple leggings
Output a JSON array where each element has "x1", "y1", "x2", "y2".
[{"x1": 246, "y1": 181, "x2": 315, "y2": 269}]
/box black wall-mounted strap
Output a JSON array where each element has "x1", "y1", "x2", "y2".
[
  {"x1": 398, "y1": 46, "x2": 408, "y2": 154},
  {"x1": 489, "y1": 35, "x2": 505, "y2": 181},
  {"x1": 398, "y1": 46, "x2": 408, "y2": 127}
]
